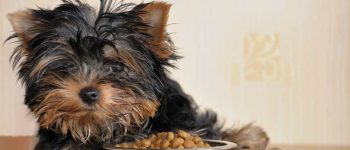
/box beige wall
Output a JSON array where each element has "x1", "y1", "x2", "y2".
[{"x1": 1, "y1": 0, "x2": 350, "y2": 146}]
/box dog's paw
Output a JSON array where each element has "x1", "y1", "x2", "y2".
[{"x1": 222, "y1": 123, "x2": 269, "y2": 150}]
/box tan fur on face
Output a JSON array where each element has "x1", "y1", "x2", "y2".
[
  {"x1": 33, "y1": 74, "x2": 159, "y2": 143},
  {"x1": 30, "y1": 56, "x2": 66, "y2": 77},
  {"x1": 104, "y1": 46, "x2": 144, "y2": 74}
]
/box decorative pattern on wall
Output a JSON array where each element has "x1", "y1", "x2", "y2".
[
  {"x1": 244, "y1": 33, "x2": 280, "y2": 81},
  {"x1": 231, "y1": 33, "x2": 290, "y2": 85}
]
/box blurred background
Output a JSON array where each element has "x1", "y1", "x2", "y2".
[{"x1": 0, "y1": 0, "x2": 349, "y2": 147}]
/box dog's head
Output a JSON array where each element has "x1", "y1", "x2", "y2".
[{"x1": 7, "y1": 0, "x2": 176, "y2": 143}]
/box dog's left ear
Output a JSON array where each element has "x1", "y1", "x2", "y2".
[
  {"x1": 138, "y1": 2, "x2": 174, "y2": 59},
  {"x1": 8, "y1": 10, "x2": 38, "y2": 49}
]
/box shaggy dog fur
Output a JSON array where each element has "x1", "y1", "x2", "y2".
[{"x1": 7, "y1": 0, "x2": 269, "y2": 149}]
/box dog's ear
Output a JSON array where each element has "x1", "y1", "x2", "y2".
[
  {"x1": 8, "y1": 10, "x2": 38, "y2": 48},
  {"x1": 139, "y1": 2, "x2": 174, "y2": 59}
]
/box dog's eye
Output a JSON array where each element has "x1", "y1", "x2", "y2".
[{"x1": 109, "y1": 62, "x2": 125, "y2": 73}]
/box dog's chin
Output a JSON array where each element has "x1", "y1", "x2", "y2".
[
  {"x1": 43, "y1": 111, "x2": 117, "y2": 143},
  {"x1": 37, "y1": 98, "x2": 160, "y2": 143}
]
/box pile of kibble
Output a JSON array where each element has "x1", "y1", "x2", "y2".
[{"x1": 115, "y1": 130, "x2": 210, "y2": 149}]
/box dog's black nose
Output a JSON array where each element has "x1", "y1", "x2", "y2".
[{"x1": 79, "y1": 87, "x2": 100, "y2": 104}]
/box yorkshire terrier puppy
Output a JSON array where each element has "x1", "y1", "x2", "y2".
[{"x1": 7, "y1": 0, "x2": 269, "y2": 149}]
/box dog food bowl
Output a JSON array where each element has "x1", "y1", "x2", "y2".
[{"x1": 105, "y1": 139, "x2": 237, "y2": 150}]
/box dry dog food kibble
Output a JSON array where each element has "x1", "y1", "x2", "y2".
[{"x1": 115, "y1": 130, "x2": 210, "y2": 149}]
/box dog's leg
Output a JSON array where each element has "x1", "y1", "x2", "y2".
[{"x1": 221, "y1": 123, "x2": 269, "y2": 150}]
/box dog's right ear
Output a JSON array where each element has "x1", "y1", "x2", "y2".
[
  {"x1": 137, "y1": 2, "x2": 174, "y2": 60},
  {"x1": 8, "y1": 10, "x2": 37, "y2": 48}
]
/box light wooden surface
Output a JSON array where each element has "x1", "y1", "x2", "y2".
[
  {"x1": 0, "y1": 136, "x2": 350, "y2": 150},
  {"x1": 1, "y1": 0, "x2": 350, "y2": 146},
  {"x1": 274, "y1": 145, "x2": 350, "y2": 150}
]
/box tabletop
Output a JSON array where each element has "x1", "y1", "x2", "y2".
[{"x1": 0, "y1": 136, "x2": 349, "y2": 150}]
